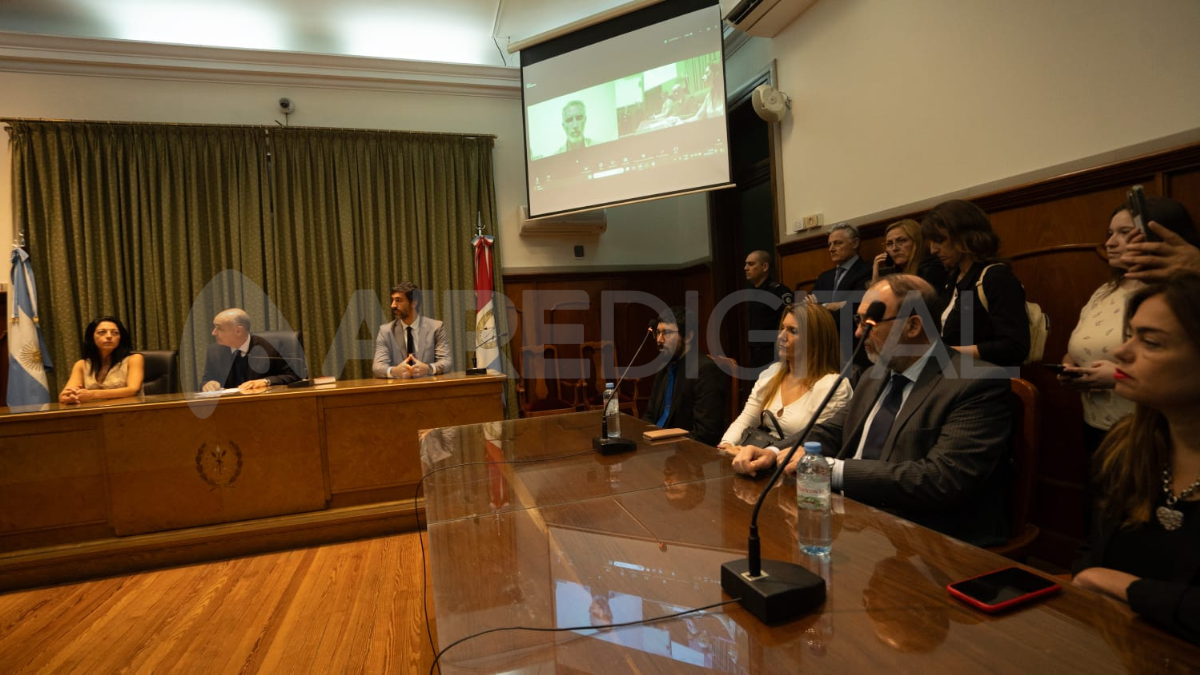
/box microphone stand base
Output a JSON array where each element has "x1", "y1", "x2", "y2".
[
  {"x1": 285, "y1": 379, "x2": 313, "y2": 388},
  {"x1": 592, "y1": 436, "x2": 636, "y2": 455},
  {"x1": 720, "y1": 558, "x2": 826, "y2": 625},
  {"x1": 465, "y1": 367, "x2": 488, "y2": 376}
]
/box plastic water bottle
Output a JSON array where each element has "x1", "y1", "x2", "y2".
[
  {"x1": 796, "y1": 441, "x2": 832, "y2": 556},
  {"x1": 603, "y1": 382, "x2": 621, "y2": 437}
]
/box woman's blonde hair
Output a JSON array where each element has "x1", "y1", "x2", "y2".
[
  {"x1": 886, "y1": 219, "x2": 925, "y2": 276},
  {"x1": 763, "y1": 303, "x2": 842, "y2": 402}
]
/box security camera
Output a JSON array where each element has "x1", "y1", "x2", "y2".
[{"x1": 279, "y1": 98, "x2": 296, "y2": 114}]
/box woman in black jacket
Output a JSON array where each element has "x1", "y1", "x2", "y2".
[
  {"x1": 921, "y1": 200, "x2": 1029, "y2": 367},
  {"x1": 1073, "y1": 273, "x2": 1200, "y2": 645}
]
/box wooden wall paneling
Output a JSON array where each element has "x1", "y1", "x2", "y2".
[
  {"x1": 502, "y1": 265, "x2": 714, "y2": 414},
  {"x1": 1164, "y1": 166, "x2": 1200, "y2": 222}
]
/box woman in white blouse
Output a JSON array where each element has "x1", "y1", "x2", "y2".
[
  {"x1": 718, "y1": 302, "x2": 851, "y2": 452},
  {"x1": 1062, "y1": 197, "x2": 1199, "y2": 528}
]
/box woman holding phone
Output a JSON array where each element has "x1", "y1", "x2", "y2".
[
  {"x1": 1073, "y1": 272, "x2": 1200, "y2": 646},
  {"x1": 870, "y1": 218, "x2": 949, "y2": 289},
  {"x1": 1062, "y1": 198, "x2": 1199, "y2": 454}
]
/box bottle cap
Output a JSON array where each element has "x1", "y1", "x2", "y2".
[
  {"x1": 605, "y1": 382, "x2": 614, "y2": 389},
  {"x1": 803, "y1": 441, "x2": 822, "y2": 455}
]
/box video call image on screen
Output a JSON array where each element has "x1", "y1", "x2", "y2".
[{"x1": 522, "y1": 4, "x2": 730, "y2": 217}]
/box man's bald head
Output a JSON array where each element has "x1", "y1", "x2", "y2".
[{"x1": 212, "y1": 308, "x2": 252, "y2": 347}]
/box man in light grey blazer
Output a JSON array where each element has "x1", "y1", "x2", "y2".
[
  {"x1": 373, "y1": 281, "x2": 451, "y2": 379},
  {"x1": 732, "y1": 274, "x2": 1012, "y2": 546}
]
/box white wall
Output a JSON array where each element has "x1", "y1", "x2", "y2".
[
  {"x1": 0, "y1": 43, "x2": 711, "y2": 281},
  {"x1": 725, "y1": 0, "x2": 1200, "y2": 240}
]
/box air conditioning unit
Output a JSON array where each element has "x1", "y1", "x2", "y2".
[
  {"x1": 720, "y1": 0, "x2": 820, "y2": 37},
  {"x1": 518, "y1": 205, "x2": 608, "y2": 236}
]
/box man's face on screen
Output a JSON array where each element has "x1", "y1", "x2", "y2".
[{"x1": 562, "y1": 103, "x2": 586, "y2": 144}]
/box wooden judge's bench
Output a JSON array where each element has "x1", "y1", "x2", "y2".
[{"x1": 0, "y1": 373, "x2": 505, "y2": 591}]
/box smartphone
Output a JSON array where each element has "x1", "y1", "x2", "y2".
[
  {"x1": 947, "y1": 567, "x2": 1061, "y2": 613},
  {"x1": 1041, "y1": 363, "x2": 1080, "y2": 377},
  {"x1": 1126, "y1": 184, "x2": 1159, "y2": 241},
  {"x1": 877, "y1": 253, "x2": 898, "y2": 278}
]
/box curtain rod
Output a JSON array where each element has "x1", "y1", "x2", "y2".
[{"x1": 0, "y1": 117, "x2": 496, "y2": 140}]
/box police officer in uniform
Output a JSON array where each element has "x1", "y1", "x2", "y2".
[{"x1": 744, "y1": 250, "x2": 793, "y2": 370}]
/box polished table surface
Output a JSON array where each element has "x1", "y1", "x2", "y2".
[{"x1": 422, "y1": 412, "x2": 1200, "y2": 673}]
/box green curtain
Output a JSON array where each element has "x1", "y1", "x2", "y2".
[
  {"x1": 9, "y1": 121, "x2": 516, "y2": 413},
  {"x1": 269, "y1": 129, "x2": 492, "y2": 381},
  {"x1": 10, "y1": 122, "x2": 272, "y2": 392}
]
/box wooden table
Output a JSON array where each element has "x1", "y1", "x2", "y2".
[
  {"x1": 0, "y1": 374, "x2": 504, "y2": 556},
  {"x1": 423, "y1": 412, "x2": 1200, "y2": 673}
]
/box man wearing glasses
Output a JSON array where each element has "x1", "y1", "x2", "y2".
[
  {"x1": 732, "y1": 275, "x2": 1012, "y2": 547},
  {"x1": 642, "y1": 305, "x2": 727, "y2": 447},
  {"x1": 557, "y1": 100, "x2": 593, "y2": 154}
]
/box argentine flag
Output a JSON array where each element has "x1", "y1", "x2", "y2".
[{"x1": 8, "y1": 246, "x2": 52, "y2": 406}]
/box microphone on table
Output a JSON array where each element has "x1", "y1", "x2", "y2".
[
  {"x1": 592, "y1": 318, "x2": 658, "y2": 455},
  {"x1": 721, "y1": 300, "x2": 887, "y2": 625}
]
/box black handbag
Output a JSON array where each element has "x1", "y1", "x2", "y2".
[{"x1": 739, "y1": 410, "x2": 786, "y2": 448}]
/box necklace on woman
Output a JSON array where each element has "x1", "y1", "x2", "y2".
[{"x1": 1157, "y1": 464, "x2": 1200, "y2": 531}]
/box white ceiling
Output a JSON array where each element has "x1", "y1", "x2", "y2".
[{"x1": 0, "y1": 0, "x2": 639, "y2": 67}]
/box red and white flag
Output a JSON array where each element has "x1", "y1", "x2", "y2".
[{"x1": 472, "y1": 228, "x2": 499, "y2": 372}]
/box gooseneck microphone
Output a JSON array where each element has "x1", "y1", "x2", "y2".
[
  {"x1": 721, "y1": 300, "x2": 887, "y2": 625},
  {"x1": 592, "y1": 318, "x2": 658, "y2": 455}
]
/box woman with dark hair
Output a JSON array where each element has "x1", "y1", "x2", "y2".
[
  {"x1": 58, "y1": 316, "x2": 145, "y2": 404},
  {"x1": 870, "y1": 218, "x2": 948, "y2": 289},
  {"x1": 1073, "y1": 273, "x2": 1200, "y2": 645},
  {"x1": 922, "y1": 199, "x2": 1030, "y2": 367}
]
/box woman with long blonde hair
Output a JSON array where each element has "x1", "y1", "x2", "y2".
[{"x1": 718, "y1": 302, "x2": 851, "y2": 452}]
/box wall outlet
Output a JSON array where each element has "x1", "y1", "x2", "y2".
[{"x1": 803, "y1": 213, "x2": 823, "y2": 230}]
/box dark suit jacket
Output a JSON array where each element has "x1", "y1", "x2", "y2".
[
  {"x1": 812, "y1": 257, "x2": 872, "y2": 299},
  {"x1": 813, "y1": 256, "x2": 873, "y2": 367},
  {"x1": 641, "y1": 353, "x2": 727, "y2": 447},
  {"x1": 781, "y1": 349, "x2": 1010, "y2": 546},
  {"x1": 202, "y1": 335, "x2": 300, "y2": 389}
]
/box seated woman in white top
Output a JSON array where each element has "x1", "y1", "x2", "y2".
[
  {"x1": 58, "y1": 315, "x2": 145, "y2": 404},
  {"x1": 718, "y1": 302, "x2": 851, "y2": 452}
]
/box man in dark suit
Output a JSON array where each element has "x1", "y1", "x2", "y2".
[
  {"x1": 733, "y1": 275, "x2": 1011, "y2": 546},
  {"x1": 373, "y1": 281, "x2": 451, "y2": 378},
  {"x1": 641, "y1": 305, "x2": 727, "y2": 447},
  {"x1": 201, "y1": 308, "x2": 300, "y2": 392},
  {"x1": 811, "y1": 222, "x2": 872, "y2": 310}
]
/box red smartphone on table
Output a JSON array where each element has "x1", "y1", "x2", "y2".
[{"x1": 947, "y1": 567, "x2": 1061, "y2": 613}]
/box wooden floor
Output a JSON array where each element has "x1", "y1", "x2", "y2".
[{"x1": 0, "y1": 532, "x2": 437, "y2": 674}]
